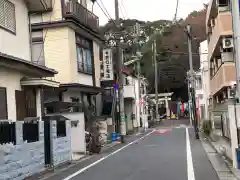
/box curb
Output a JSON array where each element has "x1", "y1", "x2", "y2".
[{"x1": 203, "y1": 135, "x2": 240, "y2": 180}]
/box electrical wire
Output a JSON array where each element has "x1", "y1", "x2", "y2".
[
  {"x1": 36, "y1": 0, "x2": 56, "y2": 64},
  {"x1": 119, "y1": 2, "x2": 126, "y2": 19},
  {"x1": 119, "y1": 0, "x2": 129, "y2": 19},
  {"x1": 97, "y1": 0, "x2": 117, "y2": 26}
]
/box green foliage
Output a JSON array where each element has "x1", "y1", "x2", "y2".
[{"x1": 201, "y1": 120, "x2": 212, "y2": 136}]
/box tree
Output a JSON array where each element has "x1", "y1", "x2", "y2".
[{"x1": 100, "y1": 8, "x2": 207, "y2": 101}]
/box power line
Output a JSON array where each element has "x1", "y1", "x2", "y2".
[
  {"x1": 119, "y1": 0, "x2": 129, "y2": 19},
  {"x1": 36, "y1": 0, "x2": 56, "y2": 64},
  {"x1": 97, "y1": 0, "x2": 117, "y2": 26},
  {"x1": 119, "y1": 2, "x2": 126, "y2": 19}
]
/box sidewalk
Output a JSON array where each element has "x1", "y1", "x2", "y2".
[{"x1": 201, "y1": 133, "x2": 240, "y2": 180}]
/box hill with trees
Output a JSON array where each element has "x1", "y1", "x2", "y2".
[{"x1": 101, "y1": 7, "x2": 207, "y2": 101}]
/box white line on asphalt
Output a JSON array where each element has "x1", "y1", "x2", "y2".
[
  {"x1": 62, "y1": 130, "x2": 154, "y2": 180},
  {"x1": 186, "y1": 128, "x2": 195, "y2": 180}
]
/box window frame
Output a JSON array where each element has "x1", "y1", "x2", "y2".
[
  {"x1": 0, "y1": 0, "x2": 16, "y2": 34},
  {"x1": 76, "y1": 35, "x2": 93, "y2": 75}
]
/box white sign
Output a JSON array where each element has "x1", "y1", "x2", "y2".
[{"x1": 102, "y1": 49, "x2": 113, "y2": 81}]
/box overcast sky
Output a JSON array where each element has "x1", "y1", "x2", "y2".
[{"x1": 90, "y1": 0, "x2": 209, "y2": 26}]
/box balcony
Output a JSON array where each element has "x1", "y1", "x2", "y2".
[
  {"x1": 64, "y1": 0, "x2": 99, "y2": 32},
  {"x1": 208, "y1": 11, "x2": 232, "y2": 61},
  {"x1": 210, "y1": 62, "x2": 236, "y2": 95},
  {"x1": 124, "y1": 85, "x2": 135, "y2": 99},
  {"x1": 24, "y1": 0, "x2": 53, "y2": 13}
]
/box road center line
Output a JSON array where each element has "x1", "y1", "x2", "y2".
[
  {"x1": 186, "y1": 128, "x2": 195, "y2": 180},
  {"x1": 62, "y1": 130, "x2": 154, "y2": 180}
]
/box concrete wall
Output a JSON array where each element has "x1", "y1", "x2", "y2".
[
  {"x1": 0, "y1": 68, "x2": 22, "y2": 121},
  {"x1": 0, "y1": 121, "x2": 45, "y2": 180},
  {"x1": 51, "y1": 120, "x2": 71, "y2": 166},
  {"x1": 0, "y1": 0, "x2": 31, "y2": 61}
]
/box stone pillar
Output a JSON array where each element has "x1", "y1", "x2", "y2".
[
  {"x1": 15, "y1": 121, "x2": 23, "y2": 144},
  {"x1": 38, "y1": 120, "x2": 44, "y2": 141},
  {"x1": 165, "y1": 97, "x2": 170, "y2": 119}
]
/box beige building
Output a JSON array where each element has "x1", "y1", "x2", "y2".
[
  {"x1": 29, "y1": 0, "x2": 103, "y2": 117},
  {"x1": 206, "y1": 0, "x2": 236, "y2": 107},
  {"x1": 0, "y1": 0, "x2": 59, "y2": 121}
]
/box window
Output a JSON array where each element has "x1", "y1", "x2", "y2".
[
  {"x1": 76, "y1": 35, "x2": 93, "y2": 74},
  {"x1": 0, "y1": 0, "x2": 16, "y2": 33},
  {"x1": 32, "y1": 42, "x2": 45, "y2": 66}
]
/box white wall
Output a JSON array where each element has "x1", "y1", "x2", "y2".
[
  {"x1": 0, "y1": 0, "x2": 31, "y2": 61},
  {"x1": 199, "y1": 40, "x2": 209, "y2": 119},
  {"x1": 0, "y1": 68, "x2": 22, "y2": 121}
]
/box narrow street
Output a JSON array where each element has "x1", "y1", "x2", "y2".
[{"x1": 42, "y1": 120, "x2": 219, "y2": 180}]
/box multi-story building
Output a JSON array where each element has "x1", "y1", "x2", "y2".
[
  {"x1": 206, "y1": 0, "x2": 236, "y2": 109},
  {"x1": 0, "y1": 0, "x2": 58, "y2": 121},
  {"x1": 28, "y1": 0, "x2": 104, "y2": 119}
]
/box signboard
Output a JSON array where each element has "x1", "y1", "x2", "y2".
[{"x1": 101, "y1": 49, "x2": 113, "y2": 81}]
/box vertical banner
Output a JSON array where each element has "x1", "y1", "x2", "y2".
[{"x1": 101, "y1": 48, "x2": 114, "y2": 81}]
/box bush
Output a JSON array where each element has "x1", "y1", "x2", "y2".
[{"x1": 201, "y1": 120, "x2": 212, "y2": 136}]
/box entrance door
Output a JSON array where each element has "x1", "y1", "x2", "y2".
[{"x1": 15, "y1": 90, "x2": 26, "y2": 121}]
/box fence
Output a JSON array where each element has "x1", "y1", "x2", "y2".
[
  {"x1": 0, "y1": 122, "x2": 16, "y2": 145},
  {"x1": 23, "y1": 121, "x2": 39, "y2": 143}
]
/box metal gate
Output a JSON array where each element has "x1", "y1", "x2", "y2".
[{"x1": 44, "y1": 120, "x2": 52, "y2": 166}]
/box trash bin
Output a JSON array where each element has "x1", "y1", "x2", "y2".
[
  {"x1": 111, "y1": 133, "x2": 117, "y2": 142},
  {"x1": 236, "y1": 148, "x2": 240, "y2": 169}
]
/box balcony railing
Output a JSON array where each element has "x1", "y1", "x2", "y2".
[
  {"x1": 210, "y1": 62, "x2": 236, "y2": 95},
  {"x1": 64, "y1": 0, "x2": 99, "y2": 32}
]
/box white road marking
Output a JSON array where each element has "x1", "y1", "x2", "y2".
[
  {"x1": 186, "y1": 128, "x2": 195, "y2": 180},
  {"x1": 62, "y1": 130, "x2": 154, "y2": 180}
]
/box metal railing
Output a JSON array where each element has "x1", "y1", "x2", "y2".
[{"x1": 65, "y1": 0, "x2": 99, "y2": 31}]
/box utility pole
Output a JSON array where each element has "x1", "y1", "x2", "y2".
[
  {"x1": 153, "y1": 40, "x2": 160, "y2": 123},
  {"x1": 135, "y1": 23, "x2": 142, "y2": 128},
  {"x1": 115, "y1": 0, "x2": 126, "y2": 142},
  {"x1": 231, "y1": 0, "x2": 240, "y2": 99},
  {"x1": 231, "y1": 0, "x2": 240, "y2": 148},
  {"x1": 185, "y1": 24, "x2": 199, "y2": 139}
]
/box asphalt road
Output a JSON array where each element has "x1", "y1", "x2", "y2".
[{"x1": 43, "y1": 122, "x2": 219, "y2": 180}]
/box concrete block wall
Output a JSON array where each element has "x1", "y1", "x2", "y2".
[
  {"x1": 51, "y1": 120, "x2": 71, "y2": 166},
  {"x1": 0, "y1": 121, "x2": 45, "y2": 180}
]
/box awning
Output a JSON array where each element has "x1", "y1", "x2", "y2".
[
  {"x1": 20, "y1": 78, "x2": 60, "y2": 88},
  {"x1": 0, "y1": 52, "x2": 57, "y2": 77},
  {"x1": 60, "y1": 83, "x2": 103, "y2": 94}
]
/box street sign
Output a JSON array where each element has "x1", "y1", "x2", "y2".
[{"x1": 120, "y1": 115, "x2": 125, "y2": 121}]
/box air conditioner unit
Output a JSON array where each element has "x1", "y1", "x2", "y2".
[{"x1": 222, "y1": 37, "x2": 233, "y2": 49}]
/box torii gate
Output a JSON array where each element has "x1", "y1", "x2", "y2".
[{"x1": 148, "y1": 92, "x2": 173, "y2": 119}]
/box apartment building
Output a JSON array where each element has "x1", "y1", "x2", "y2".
[
  {"x1": 206, "y1": 0, "x2": 236, "y2": 108},
  {"x1": 0, "y1": 0, "x2": 58, "y2": 121},
  {"x1": 28, "y1": 0, "x2": 103, "y2": 118}
]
